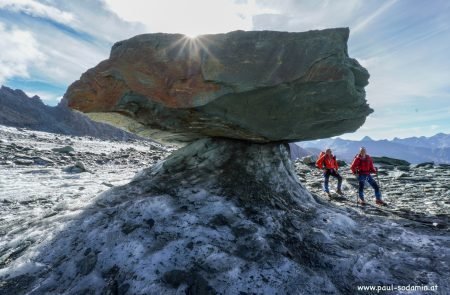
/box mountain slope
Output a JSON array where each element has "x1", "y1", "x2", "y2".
[
  {"x1": 0, "y1": 86, "x2": 144, "y2": 141},
  {"x1": 288, "y1": 143, "x2": 310, "y2": 160}
]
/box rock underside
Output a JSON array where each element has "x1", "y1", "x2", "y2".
[{"x1": 66, "y1": 28, "x2": 371, "y2": 143}]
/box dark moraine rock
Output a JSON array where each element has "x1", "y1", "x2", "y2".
[
  {"x1": 415, "y1": 162, "x2": 434, "y2": 168},
  {"x1": 372, "y1": 156, "x2": 410, "y2": 167}
]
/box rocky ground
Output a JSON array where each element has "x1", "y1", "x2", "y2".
[
  {"x1": 294, "y1": 157, "x2": 449, "y2": 229},
  {"x1": 0, "y1": 126, "x2": 172, "y2": 280},
  {"x1": 0, "y1": 127, "x2": 449, "y2": 294}
]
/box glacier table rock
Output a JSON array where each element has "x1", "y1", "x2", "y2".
[{"x1": 66, "y1": 28, "x2": 371, "y2": 144}]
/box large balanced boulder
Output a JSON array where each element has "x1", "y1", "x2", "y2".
[{"x1": 66, "y1": 28, "x2": 371, "y2": 143}]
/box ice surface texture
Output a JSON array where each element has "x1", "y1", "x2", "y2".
[{"x1": 1, "y1": 136, "x2": 448, "y2": 294}]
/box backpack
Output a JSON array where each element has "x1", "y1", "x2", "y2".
[{"x1": 316, "y1": 151, "x2": 326, "y2": 169}]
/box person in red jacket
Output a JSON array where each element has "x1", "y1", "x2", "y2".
[
  {"x1": 316, "y1": 148, "x2": 343, "y2": 197},
  {"x1": 350, "y1": 147, "x2": 386, "y2": 205}
]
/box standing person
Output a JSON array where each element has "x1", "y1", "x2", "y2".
[
  {"x1": 350, "y1": 147, "x2": 386, "y2": 206},
  {"x1": 316, "y1": 148, "x2": 343, "y2": 198}
]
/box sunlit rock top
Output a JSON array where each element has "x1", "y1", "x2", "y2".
[{"x1": 66, "y1": 28, "x2": 372, "y2": 143}]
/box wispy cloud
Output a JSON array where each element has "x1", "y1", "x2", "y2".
[
  {"x1": 104, "y1": 0, "x2": 273, "y2": 36},
  {"x1": 352, "y1": 0, "x2": 398, "y2": 34},
  {"x1": 0, "y1": 22, "x2": 45, "y2": 83},
  {"x1": 0, "y1": 0, "x2": 146, "y2": 104},
  {"x1": 253, "y1": 0, "x2": 362, "y2": 32},
  {"x1": 0, "y1": 0, "x2": 75, "y2": 26}
]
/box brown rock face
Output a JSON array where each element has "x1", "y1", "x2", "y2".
[{"x1": 66, "y1": 28, "x2": 371, "y2": 143}]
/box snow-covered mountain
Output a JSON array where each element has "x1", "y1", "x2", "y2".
[
  {"x1": 298, "y1": 134, "x2": 450, "y2": 164},
  {"x1": 392, "y1": 133, "x2": 450, "y2": 149},
  {"x1": 0, "y1": 86, "x2": 144, "y2": 141}
]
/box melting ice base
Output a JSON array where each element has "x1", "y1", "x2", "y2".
[{"x1": 0, "y1": 126, "x2": 449, "y2": 294}]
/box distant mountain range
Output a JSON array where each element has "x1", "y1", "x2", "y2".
[
  {"x1": 0, "y1": 86, "x2": 144, "y2": 141},
  {"x1": 297, "y1": 134, "x2": 450, "y2": 164}
]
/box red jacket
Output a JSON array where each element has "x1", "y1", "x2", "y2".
[
  {"x1": 351, "y1": 155, "x2": 377, "y2": 175},
  {"x1": 316, "y1": 153, "x2": 339, "y2": 170}
]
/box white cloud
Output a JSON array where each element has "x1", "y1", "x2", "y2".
[
  {"x1": 361, "y1": 41, "x2": 450, "y2": 110},
  {"x1": 103, "y1": 0, "x2": 273, "y2": 37},
  {"x1": 0, "y1": 23, "x2": 45, "y2": 84},
  {"x1": 352, "y1": 0, "x2": 398, "y2": 34},
  {"x1": 27, "y1": 21, "x2": 109, "y2": 84},
  {"x1": 253, "y1": 0, "x2": 362, "y2": 32},
  {"x1": 55, "y1": 0, "x2": 146, "y2": 43},
  {"x1": 0, "y1": 0, "x2": 75, "y2": 26},
  {"x1": 1, "y1": 0, "x2": 146, "y2": 43},
  {"x1": 22, "y1": 88, "x2": 61, "y2": 102},
  {"x1": 0, "y1": 0, "x2": 147, "y2": 90}
]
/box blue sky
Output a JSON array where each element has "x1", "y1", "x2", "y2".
[{"x1": 0, "y1": 0, "x2": 449, "y2": 140}]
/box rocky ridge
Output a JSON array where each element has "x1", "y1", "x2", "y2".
[{"x1": 0, "y1": 86, "x2": 145, "y2": 142}]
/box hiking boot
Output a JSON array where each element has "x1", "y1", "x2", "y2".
[
  {"x1": 376, "y1": 199, "x2": 387, "y2": 206},
  {"x1": 326, "y1": 192, "x2": 332, "y2": 199},
  {"x1": 336, "y1": 189, "x2": 344, "y2": 196},
  {"x1": 358, "y1": 199, "x2": 366, "y2": 205}
]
